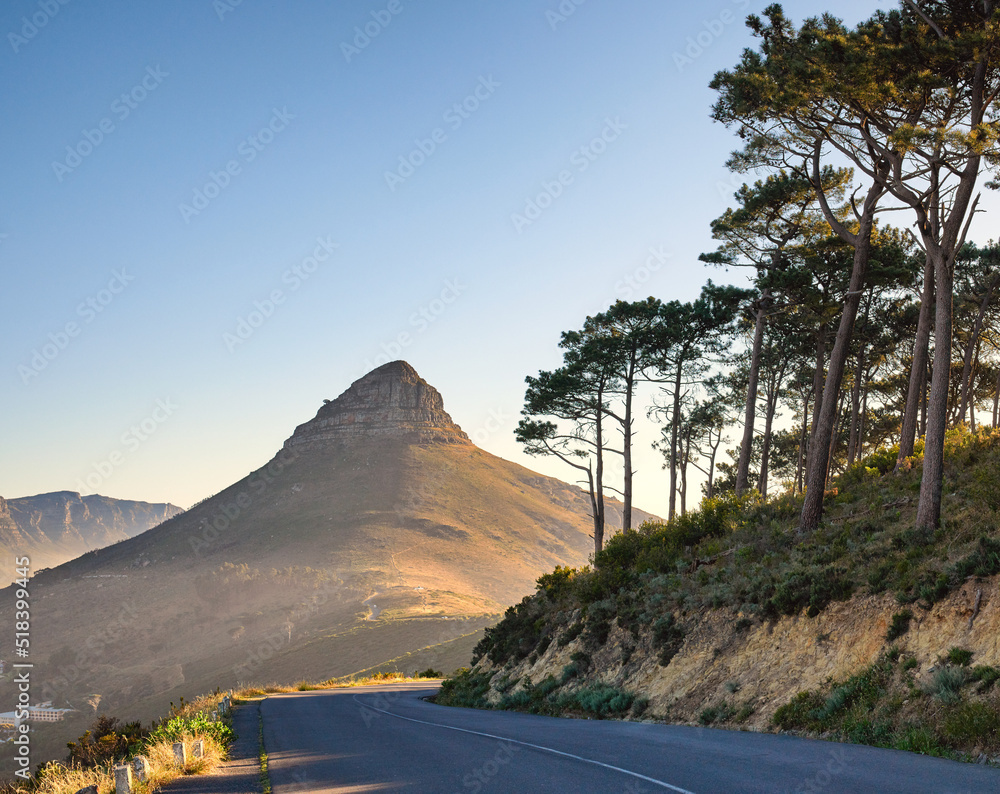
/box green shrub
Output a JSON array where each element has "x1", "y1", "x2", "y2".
[
  {"x1": 437, "y1": 668, "x2": 493, "y2": 708},
  {"x1": 970, "y1": 665, "x2": 1000, "y2": 692},
  {"x1": 698, "y1": 702, "x2": 736, "y2": 725},
  {"x1": 473, "y1": 596, "x2": 548, "y2": 664},
  {"x1": 652, "y1": 614, "x2": 685, "y2": 666},
  {"x1": 563, "y1": 684, "x2": 636, "y2": 718},
  {"x1": 558, "y1": 622, "x2": 584, "y2": 647},
  {"x1": 942, "y1": 702, "x2": 1000, "y2": 747},
  {"x1": 893, "y1": 725, "x2": 947, "y2": 756},
  {"x1": 149, "y1": 710, "x2": 234, "y2": 748},
  {"x1": 67, "y1": 716, "x2": 148, "y2": 768},
  {"x1": 946, "y1": 648, "x2": 973, "y2": 667},
  {"x1": 773, "y1": 691, "x2": 825, "y2": 731},
  {"x1": 630, "y1": 697, "x2": 650, "y2": 718},
  {"x1": 569, "y1": 651, "x2": 591, "y2": 670},
  {"x1": 925, "y1": 667, "x2": 966, "y2": 704},
  {"x1": 763, "y1": 566, "x2": 854, "y2": 618},
  {"x1": 584, "y1": 599, "x2": 617, "y2": 642},
  {"x1": 536, "y1": 566, "x2": 578, "y2": 600},
  {"x1": 886, "y1": 610, "x2": 913, "y2": 642}
]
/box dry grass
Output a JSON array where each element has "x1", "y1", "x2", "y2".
[
  {"x1": 3, "y1": 731, "x2": 228, "y2": 794},
  {"x1": 232, "y1": 672, "x2": 438, "y2": 702}
]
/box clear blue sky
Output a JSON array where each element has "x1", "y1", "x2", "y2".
[{"x1": 3, "y1": 0, "x2": 977, "y2": 519}]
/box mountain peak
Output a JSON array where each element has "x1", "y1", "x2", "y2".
[{"x1": 285, "y1": 361, "x2": 470, "y2": 449}]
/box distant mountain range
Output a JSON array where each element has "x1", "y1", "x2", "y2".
[
  {"x1": 0, "y1": 492, "x2": 182, "y2": 582},
  {"x1": 0, "y1": 361, "x2": 657, "y2": 772}
]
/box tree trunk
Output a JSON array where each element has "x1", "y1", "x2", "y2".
[
  {"x1": 847, "y1": 350, "x2": 866, "y2": 467},
  {"x1": 594, "y1": 402, "x2": 606, "y2": 553},
  {"x1": 680, "y1": 428, "x2": 690, "y2": 516},
  {"x1": 668, "y1": 359, "x2": 683, "y2": 520},
  {"x1": 916, "y1": 254, "x2": 955, "y2": 531},
  {"x1": 796, "y1": 391, "x2": 809, "y2": 495},
  {"x1": 800, "y1": 192, "x2": 878, "y2": 532},
  {"x1": 622, "y1": 358, "x2": 635, "y2": 531},
  {"x1": 897, "y1": 255, "x2": 935, "y2": 469},
  {"x1": 959, "y1": 273, "x2": 1000, "y2": 423},
  {"x1": 826, "y1": 387, "x2": 848, "y2": 489},
  {"x1": 757, "y1": 382, "x2": 780, "y2": 499},
  {"x1": 810, "y1": 327, "x2": 828, "y2": 438},
  {"x1": 736, "y1": 292, "x2": 769, "y2": 494},
  {"x1": 920, "y1": 353, "x2": 929, "y2": 437},
  {"x1": 859, "y1": 381, "x2": 869, "y2": 462},
  {"x1": 707, "y1": 433, "x2": 719, "y2": 499},
  {"x1": 993, "y1": 369, "x2": 1000, "y2": 428}
]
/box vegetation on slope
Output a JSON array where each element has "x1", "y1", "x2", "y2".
[
  {"x1": 2, "y1": 692, "x2": 233, "y2": 794},
  {"x1": 439, "y1": 428, "x2": 1000, "y2": 758}
]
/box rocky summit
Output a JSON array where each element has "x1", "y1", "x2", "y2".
[{"x1": 285, "y1": 361, "x2": 470, "y2": 449}]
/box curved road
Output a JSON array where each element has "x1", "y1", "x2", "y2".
[{"x1": 259, "y1": 683, "x2": 999, "y2": 793}]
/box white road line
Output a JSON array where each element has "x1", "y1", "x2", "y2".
[{"x1": 353, "y1": 694, "x2": 696, "y2": 794}]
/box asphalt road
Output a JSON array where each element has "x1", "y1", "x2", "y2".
[{"x1": 259, "y1": 683, "x2": 1000, "y2": 793}]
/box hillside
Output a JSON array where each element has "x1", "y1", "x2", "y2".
[
  {"x1": 439, "y1": 427, "x2": 1000, "y2": 762},
  {"x1": 0, "y1": 361, "x2": 656, "y2": 773},
  {"x1": 0, "y1": 492, "x2": 181, "y2": 582}
]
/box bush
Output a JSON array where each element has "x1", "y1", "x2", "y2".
[
  {"x1": 886, "y1": 610, "x2": 913, "y2": 642},
  {"x1": 557, "y1": 622, "x2": 584, "y2": 647},
  {"x1": 942, "y1": 702, "x2": 1000, "y2": 748},
  {"x1": 698, "y1": 702, "x2": 736, "y2": 725},
  {"x1": 652, "y1": 614, "x2": 685, "y2": 666},
  {"x1": 564, "y1": 684, "x2": 636, "y2": 719},
  {"x1": 473, "y1": 596, "x2": 549, "y2": 665},
  {"x1": 149, "y1": 710, "x2": 234, "y2": 748},
  {"x1": 437, "y1": 668, "x2": 493, "y2": 709},
  {"x1": 969, "y1": 665, "x2": 1000, "y2": 692},
  {"x1": 946, "y1": 648, "x2": 973, "y2": 667},
  {"x1": 773, "y1": 691, "x2": 825, "y2": 731},
  {"x1": 417, "y1": 668, "x2": 444, "y2": 678},
  {"x1": 67, "y1": 716, "x2": 148, "y2": 768},
  {"x1": 925, "y1": 667, "x2": 966, "y2": 704},
  {"x1": 536, "y1": 566, "x2": 578, "y2": 601},
  {"x1": 763, "y1": 566, "x2": 854, "y2": 618}
]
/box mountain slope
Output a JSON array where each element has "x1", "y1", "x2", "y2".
[
  {"x1": 0, "y1": 361, "x2": 655, "y2": 771},
  {"x1": 0, "y1": 492, "x2": 181, "y2": 580}
]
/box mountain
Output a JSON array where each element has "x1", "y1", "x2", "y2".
[
  {"x1": 0, "y1": 361, "x2": 657, "y2": 771},
  {"x1": 0, "y1": 492, "x2": 181, "y2": 581}
]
